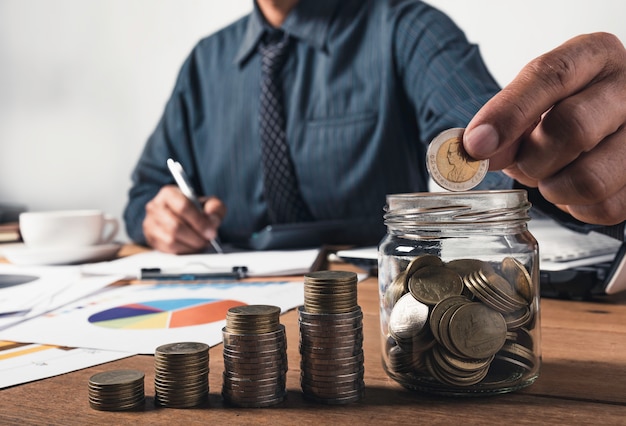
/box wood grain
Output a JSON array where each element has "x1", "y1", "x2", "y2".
[{"x1": 1, "y1": 256, "x2": 626, "y2": 425}]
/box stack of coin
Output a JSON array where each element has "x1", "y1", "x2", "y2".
[
  {"x1": 224, "y1": 304, "x2": 281, "y2": 334},
  {"x1": 491, "y1": 327, "x2": 537, "y2": 379},
  {"x1": 88, "y1": 369, "x2": 145, "y2": 411},
  {"x1": 304, "y1": 270, "x2": 358, "y2": 314},
  {"x1": 384, "y1": 255, "x2": 537, "y2": 388},
  {"x1": 222, "y1": 305, "x2": 287, "y2": 408},
  {"x1": 154, "y1": 342, "x2": 210, "y2": 408},
  {"x1": 299, "y1": 271, "x2": 365, "y2": 404},
  {"x1": 425, "y1": 300, "x2": 506, "y2": 386}
]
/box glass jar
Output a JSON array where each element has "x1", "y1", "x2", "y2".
[{"x1": 378, "y1": 190, "x2": 540, "y2": 395}]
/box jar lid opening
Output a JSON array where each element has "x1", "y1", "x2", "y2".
[{"x1": 384, "y1": 190, "x2": 531, "y2": 227}]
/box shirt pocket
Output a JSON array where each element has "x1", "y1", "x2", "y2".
[{"x1": 297, "y1": 111, "x2": 379, "y2": 216}]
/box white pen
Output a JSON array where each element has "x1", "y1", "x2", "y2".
[{"x1": 166, "y1": 158, "x2": 224, "y2": 254}]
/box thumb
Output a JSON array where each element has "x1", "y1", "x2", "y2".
[{"x1": 463, "y1": 33, "x2": 610, "y2": 167}]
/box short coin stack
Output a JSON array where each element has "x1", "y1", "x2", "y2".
[
  {"x1": 88, "y1": 369, "x2": 145, "y2": 411},
  {"x1": 299, "y1": 270, "x2": 365, "y2": 404},
  {"x1": 222, "y1": 305, "x2": 287, "y2": 407},
  {"x1": 154, "y1": 342, "x2": 210, "y2": 408}
]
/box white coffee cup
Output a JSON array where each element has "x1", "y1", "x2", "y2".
[{"x1": 19, "y1": 209, "x2": 119, "y2": 248}]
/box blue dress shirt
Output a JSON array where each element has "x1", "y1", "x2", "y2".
[{"x1": 124, "y1": 0, "x2": 512, "y2": 245}]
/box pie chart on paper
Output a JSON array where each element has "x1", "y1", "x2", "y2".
[{"x1": 87, "y1": 298, "x2": 246, "y2": 329}]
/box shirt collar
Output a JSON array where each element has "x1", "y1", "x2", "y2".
[{"x1": 234, "y1": 0, "x2": 340, "y2": 66}]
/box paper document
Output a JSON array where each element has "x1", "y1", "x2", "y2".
[
  {"x1": 0, "y1": 263, "x2": 122, "y2": 331},
  {"x1": 82, "y1": 248, "x2": 320, "y2": 279},
  {"x1": 0, "y1": 340, "x2": 133, "y2": 389},
  {"x1": 0, "y1": 280, "x2": 305, "y2": 354}
]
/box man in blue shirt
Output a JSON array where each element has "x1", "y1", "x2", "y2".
[{"x1": 124, "y1": 0, "x2": 626, "y2": 253}]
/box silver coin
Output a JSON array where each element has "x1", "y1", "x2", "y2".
[{"x1": 388, "y1": 293, "x2": 429, "y2": 341}]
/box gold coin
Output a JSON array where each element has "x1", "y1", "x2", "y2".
[
  {"x1": 433, "y1": 344, "x2": 493, "y2": 373},
  {"x1": 225, "y1": 310, "x2": 281, "y2": 333},
  {"x1": 446, "y1": 259, "x2": 495, "y2": 279},
  {"x1": 479, "y1": 270, "x2": 528, "y2": 309},
  {"x1": 503, "y1": 306, "x2": 532, "y2": 330},
  {"x1": 227, "y1": 304, "x2": 281, "y2": 318},
  {"x1": 464, "y1": 271, "x2": 521, "y2": 314},
  {"x1": 437, "y1": 302, "x2": 469, "y2": 358},
  {"x1": 429, "y1": 295, "x2": 471, "y2": 343},
  {"x1": 425, "y1": 352, "x2": 489, "y2": 386},
  {"x1": 426, "y1": 128, "x2": 489, "y2": 191},
  {"x1": 405, "y1": 254, "x2": 444, "y2": 278},
  {"x1": 501, "y1": 257, "x2": 534, "y2": 303},
  {"x1": 408, "y1": 265, "x2": 464, "y2": 306},
  {"x1": 386, "y1": 344, "x2": 418, "y2": 373},
  {"x1": 384, "y1": 270, "x2": 408, "y2": 310},
  {"x1": 447, "y1": 302, "x2": 507, "y2": 359},
  {"x1": 496, "y1": 341, "x2": 537, "y2": 372},
  {"x1": 305, "y1": 270, "x2": 357, "y2": 284},
  {"x1": 298, "y1": 306, "x2": 363, "y2": 323},
  {"x1": 89, "y1": 369, "x2": 145, "y2": 387}
]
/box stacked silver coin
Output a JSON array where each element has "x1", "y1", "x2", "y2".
[
  {"x1": 384, "y1": 254, "x2": 537, "y2": 388},
  {"x1": 88, "y1": 369, "x2": 145, "y2": 411},
  {"x1": 154, "y1": 342, "x2": 210, "y2": 408},
  {"x1": 299, "y1": 271, "x2": 365, "y2": 404},
  {"x1": 222, "y1": 305, "x2": 287, "y2": 408}
]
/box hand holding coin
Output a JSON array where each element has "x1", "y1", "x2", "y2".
[
  {"x1": 463, "y1": 33, "x2": 626, "y2": 226},
  {"x1": 427, "y1": 128, "x2": 489, "y2": 192}
]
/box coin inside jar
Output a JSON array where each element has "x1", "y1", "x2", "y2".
[
  {"x1": 379, "y1": 190, "x2": 539, "y2": 395},
  {"x1": 501, "y1": 257, "x2": 534, "y2": 303},
  {"x1": 447, "y1": 302, "x2": 507, "y2": 359},
  {"x1": 388, "y1": 293, "x2": 429, "y2": 341},
  {"x1": 426, "y1": 127, "x2": 489, "y2": 191},
  {"x1": 408, "y1": 265, "x2": 464, "y2": 306}
]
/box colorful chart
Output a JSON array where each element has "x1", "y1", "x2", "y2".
[{"x1": 87, "y1": 298, "x2": 245, "y2": 329}]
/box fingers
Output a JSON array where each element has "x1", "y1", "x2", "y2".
[
  {"x1": 465, "y1": 33, "x2": 626, "y2": 168},
  {"x1": 463, "y1": 32, "x2": 626, "y2": 225},
  {"x1": 200, "y1": 196, "x2": 227, "y2": 241},
  {"x1": 515, "y1": 77, "x2": 626, "y2": 181},
  {"x1": 143, "y1": 186, "x2": 223, "y2": 254},
  {"x1": 538, "y1": 127, "x2": 626, "y2": 225}
]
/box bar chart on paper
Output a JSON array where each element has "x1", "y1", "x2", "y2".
[{"x1": 88, "y1": 299, "x2": 245, "y2": 329}]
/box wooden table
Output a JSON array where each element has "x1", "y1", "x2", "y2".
[{"x1": 1, "y1": 260, "x2": 626, "y2": 425}]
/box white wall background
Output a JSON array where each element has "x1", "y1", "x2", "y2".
[{"x1": 1, "y1": 0, "x2": 624, "y2": 240}]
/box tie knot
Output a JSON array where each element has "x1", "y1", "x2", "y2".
[
  {"x1": 259, "y1": 31, "x2": 291, "y2": 74},
  {"x1": 262, "y1": 30, "x2": 287, "y2": 46}
]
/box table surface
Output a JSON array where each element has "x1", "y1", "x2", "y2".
[{"x1": 2, "y1": 253, "x2": 626, "y2": 425}]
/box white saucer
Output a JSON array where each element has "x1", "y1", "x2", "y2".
[{"x1": 2, "y1": 243, "x2": 122, "y2": 266}]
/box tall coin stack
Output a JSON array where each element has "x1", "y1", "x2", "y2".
[
  {"x1": 222, "y1": 305, "x2": 288, "y2": 407},
  {"x1": 154, "y1": 342, "x2": 210, "y2": 408},
  {"x1": 88, "y1": 369, "x2": 145, "y2": 411},
  {"x1": 299, "y1": 270, "x2": 365, "y2": 404}
]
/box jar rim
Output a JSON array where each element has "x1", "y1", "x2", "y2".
[{"x1": 384, "y1": 190, "x2": 530, "y2": 228}]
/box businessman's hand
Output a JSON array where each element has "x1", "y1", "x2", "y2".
[
  {"x1": 142, "y1": 185, "x2": 226, "y2": 254},
  {"x1": 464, "y1": 32, "x2": 626, "y2": 226}
]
